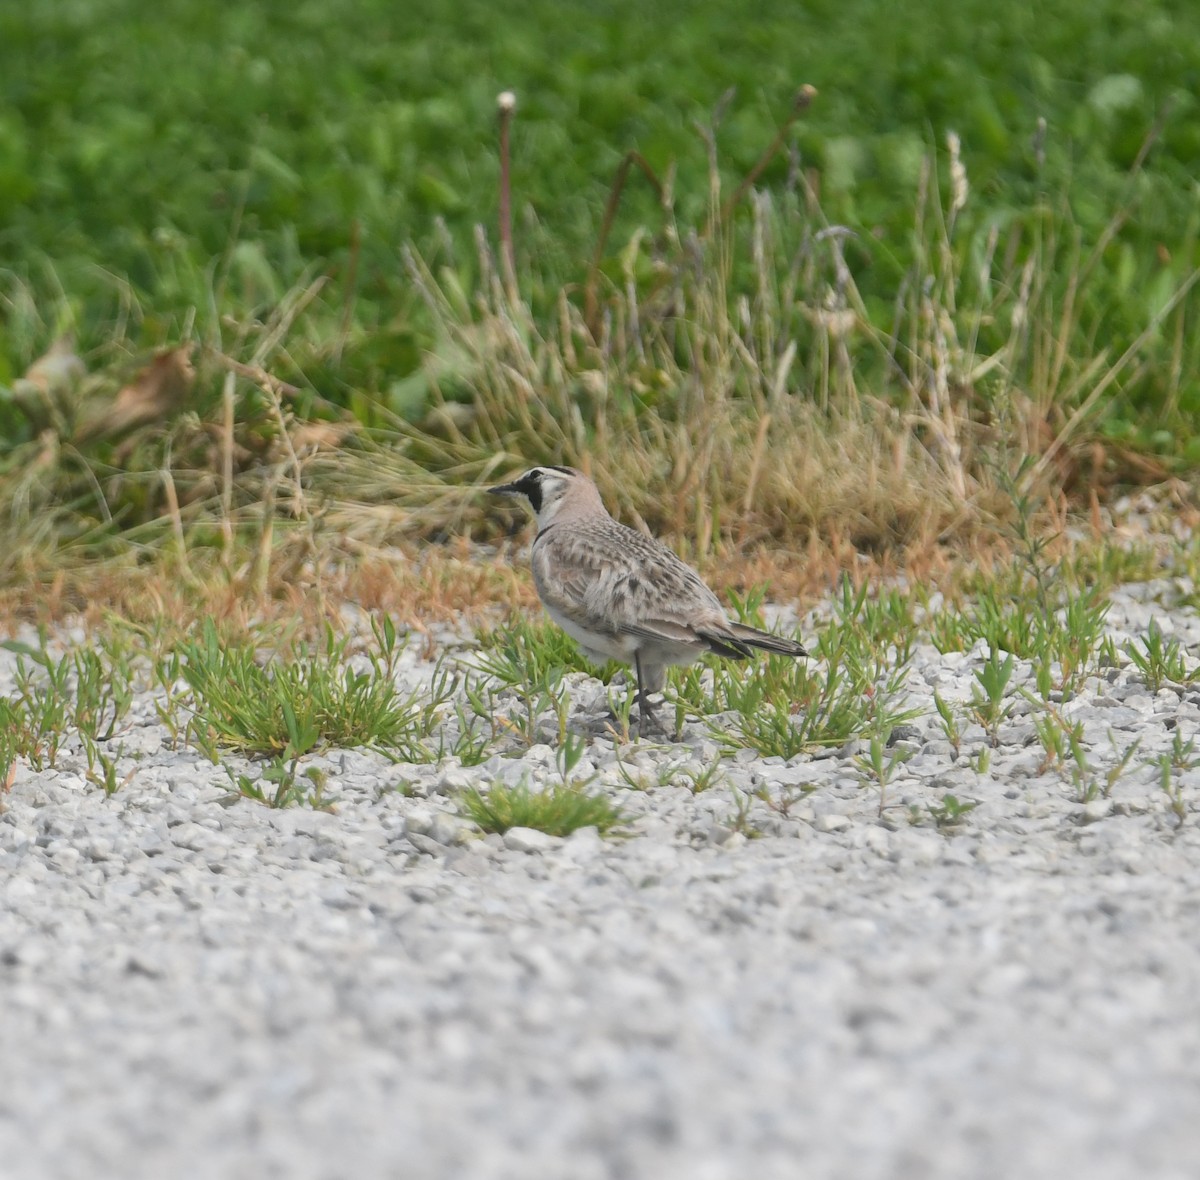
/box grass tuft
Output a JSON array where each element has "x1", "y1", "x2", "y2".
[
  {"x1": 672, "y1": 577, "x2": 914, "y2": 757},
  {"x1": 179, "y1": 615, "x2": 446, "y2": 760},
  {"x1": 458, "y1": 780, "x2": 631, "y2": 838},
  {"x1": 473, "y1": 614, "x2": 620, "y2": 688}
]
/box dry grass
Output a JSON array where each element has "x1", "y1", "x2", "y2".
[
  {"x1": 0, "y1": 483, "x2": 1190, "y2": 648},
  {"x1": 0, "y1": 126, "x2": 1196, "y2": 621},
  {"x1": 385, "y1": 135, "x2": 1196, "y2": 558},
  {"x1": 397, "y1": 221, "x2": 991, "y2": 556}
]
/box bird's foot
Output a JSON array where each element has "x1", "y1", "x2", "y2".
[{"x1": 638, "y1": 692, "x2": 680, "y2": 740}]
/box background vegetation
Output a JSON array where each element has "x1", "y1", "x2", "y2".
[{"x1": 1, "y1": 0, "x2": 1198, "y2": 593}]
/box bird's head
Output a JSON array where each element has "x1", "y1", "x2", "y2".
[{"x1": 488, "y1": 465, "x2": 590, "y2": 527}]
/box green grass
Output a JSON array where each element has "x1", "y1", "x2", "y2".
[
  {"x1": 458, "y1": 780, "x2": 631, "y2": 838},
  {"x1": 0, "y1": 570, "x2": 1193, "y2": 830},
  {"x1": 930, "y1": 466, "x2": 1115, "y2": 699},
  {"x1": 0, "y1": 634, "x2": 137, "y2": 770},
  {"x1": 470, "y1": 614, "x2": 626, "y2": 745},
  {"x1": 669, "y1": 577, "x2": 914, "y2": 757},
  {"x1": 179, "y1": 615, "x2": 448, "y2": 759},
  {"x1": 474, "y1": 614, "x2": 622, "y2": 689}
]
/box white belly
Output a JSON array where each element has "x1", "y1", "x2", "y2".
[
  {"x1": 541, "y1": 601, "x2": 706, "y2": 678},
  {"x1": 542, "y1": 601, "x2": 638, "y2": 666}
]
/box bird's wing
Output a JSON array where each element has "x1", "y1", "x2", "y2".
[
  {"x1": 530, "y1": 526, "x2": 624, "y2": 639},
  {"x1": 620, "y1": 618, "x2": 752, "y2": 660},
  {"x1": 532, "y1": 518, "x2": 726, "y2": 640}
]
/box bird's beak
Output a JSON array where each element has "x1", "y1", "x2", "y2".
[{"x1": 488, "y1": 480, "x2": 521, "y2": 496}]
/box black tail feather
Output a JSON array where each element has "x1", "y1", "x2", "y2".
[
  {"x1": 725, "y1": 621, "x2": 808, "y2": 659},
  {"x1": 696, "y1": 629, "x2": 754, "y2": 660}
]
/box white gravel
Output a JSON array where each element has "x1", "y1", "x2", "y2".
[{"x1": 3, "y1": 580, "x2": 1200, "y2": 1180}]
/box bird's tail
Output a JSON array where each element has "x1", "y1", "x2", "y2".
[{"x1": 725, "y1": 621, "x2": 808, "y2": 659}]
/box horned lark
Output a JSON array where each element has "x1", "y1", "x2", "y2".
[{"x1": 489, "y1": 465, "x2": 807, "y2": 731}]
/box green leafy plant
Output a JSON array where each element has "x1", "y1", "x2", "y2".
[
  {"x1": 917, "y1": 792, "x2": 980, "y2": 830},
  {"x1": 854, "y1": 725, "x2": 914, "y2": 816},
  {"x1": 1125, "y1": 619, "x2": 1196, "y2": 693},
  {"x1": 968, "y1": 644, "x2": 1015, "y2": 744},
  {"x1": 1033, "y1": 707, "x2": 1084, "y2": 775}
]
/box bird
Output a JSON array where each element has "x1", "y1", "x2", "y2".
[{"x1": 489, "y1": 465, "x2": 808, "y2": 733}]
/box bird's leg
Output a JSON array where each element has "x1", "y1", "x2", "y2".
[{"x1": 634, "y1": 653, "x2": 664, "y2": 735}]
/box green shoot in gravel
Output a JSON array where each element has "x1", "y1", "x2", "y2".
[
  {"x1": 1124, "y1": 619, "x2": 1197, "y2": 692},
  {"x1": 1158, "y1": 752, "x2": 1191, "y2": 827},
  {"x1": 440, "y1": 697, "x2": 495, "y2": 767},
  {"x1": 727, "y1": 786, "x2": 762, "y2": 840},
  {"x1": 757, "y1": 782, "x2": 816, "y2": 820},
  {"x1": 606, "y1": 680, "x2": 637, "y2": 744},
  {"x1": 226, "y1": 758, "x2": 335, "y2": 810},
  {"x1": 968, "y1": 645, "x2": 1016, "y2": 745},
  {"x1": 81, "y1": 735, "x2": 130, "y2": 796},
  {"x1": 1033, "y1": 707, "x2": 1086, "y2": 776},
  {"x1": 458, "y1": 781, "x2": 630, "y2": 838},
  {"x1": 855, "y1": 726, "x2": 914, "y2": 816},
  {"x1": 1036, "y1": 703, "x2": 1142, "y2": 803},
  {"x1": 1166, "y1": 730, "x2": 1200, "y2": 773},
  {"x1": 918, "y1": 793, "x2": 980, "y2": 831},
  {"x1": 0, "y1": 733, "x2": 15, "y2": 796},
  {"x1": 932, "y1": 690, "x2": 963, "y2": 757},
  {"x1": 555, "y1": 730, "x2": 590, "y2": 784}
]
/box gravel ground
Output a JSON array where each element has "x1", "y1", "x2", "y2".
[{"x1": 3, "y1": 582, "x2": 1200, "y2": 1180}]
